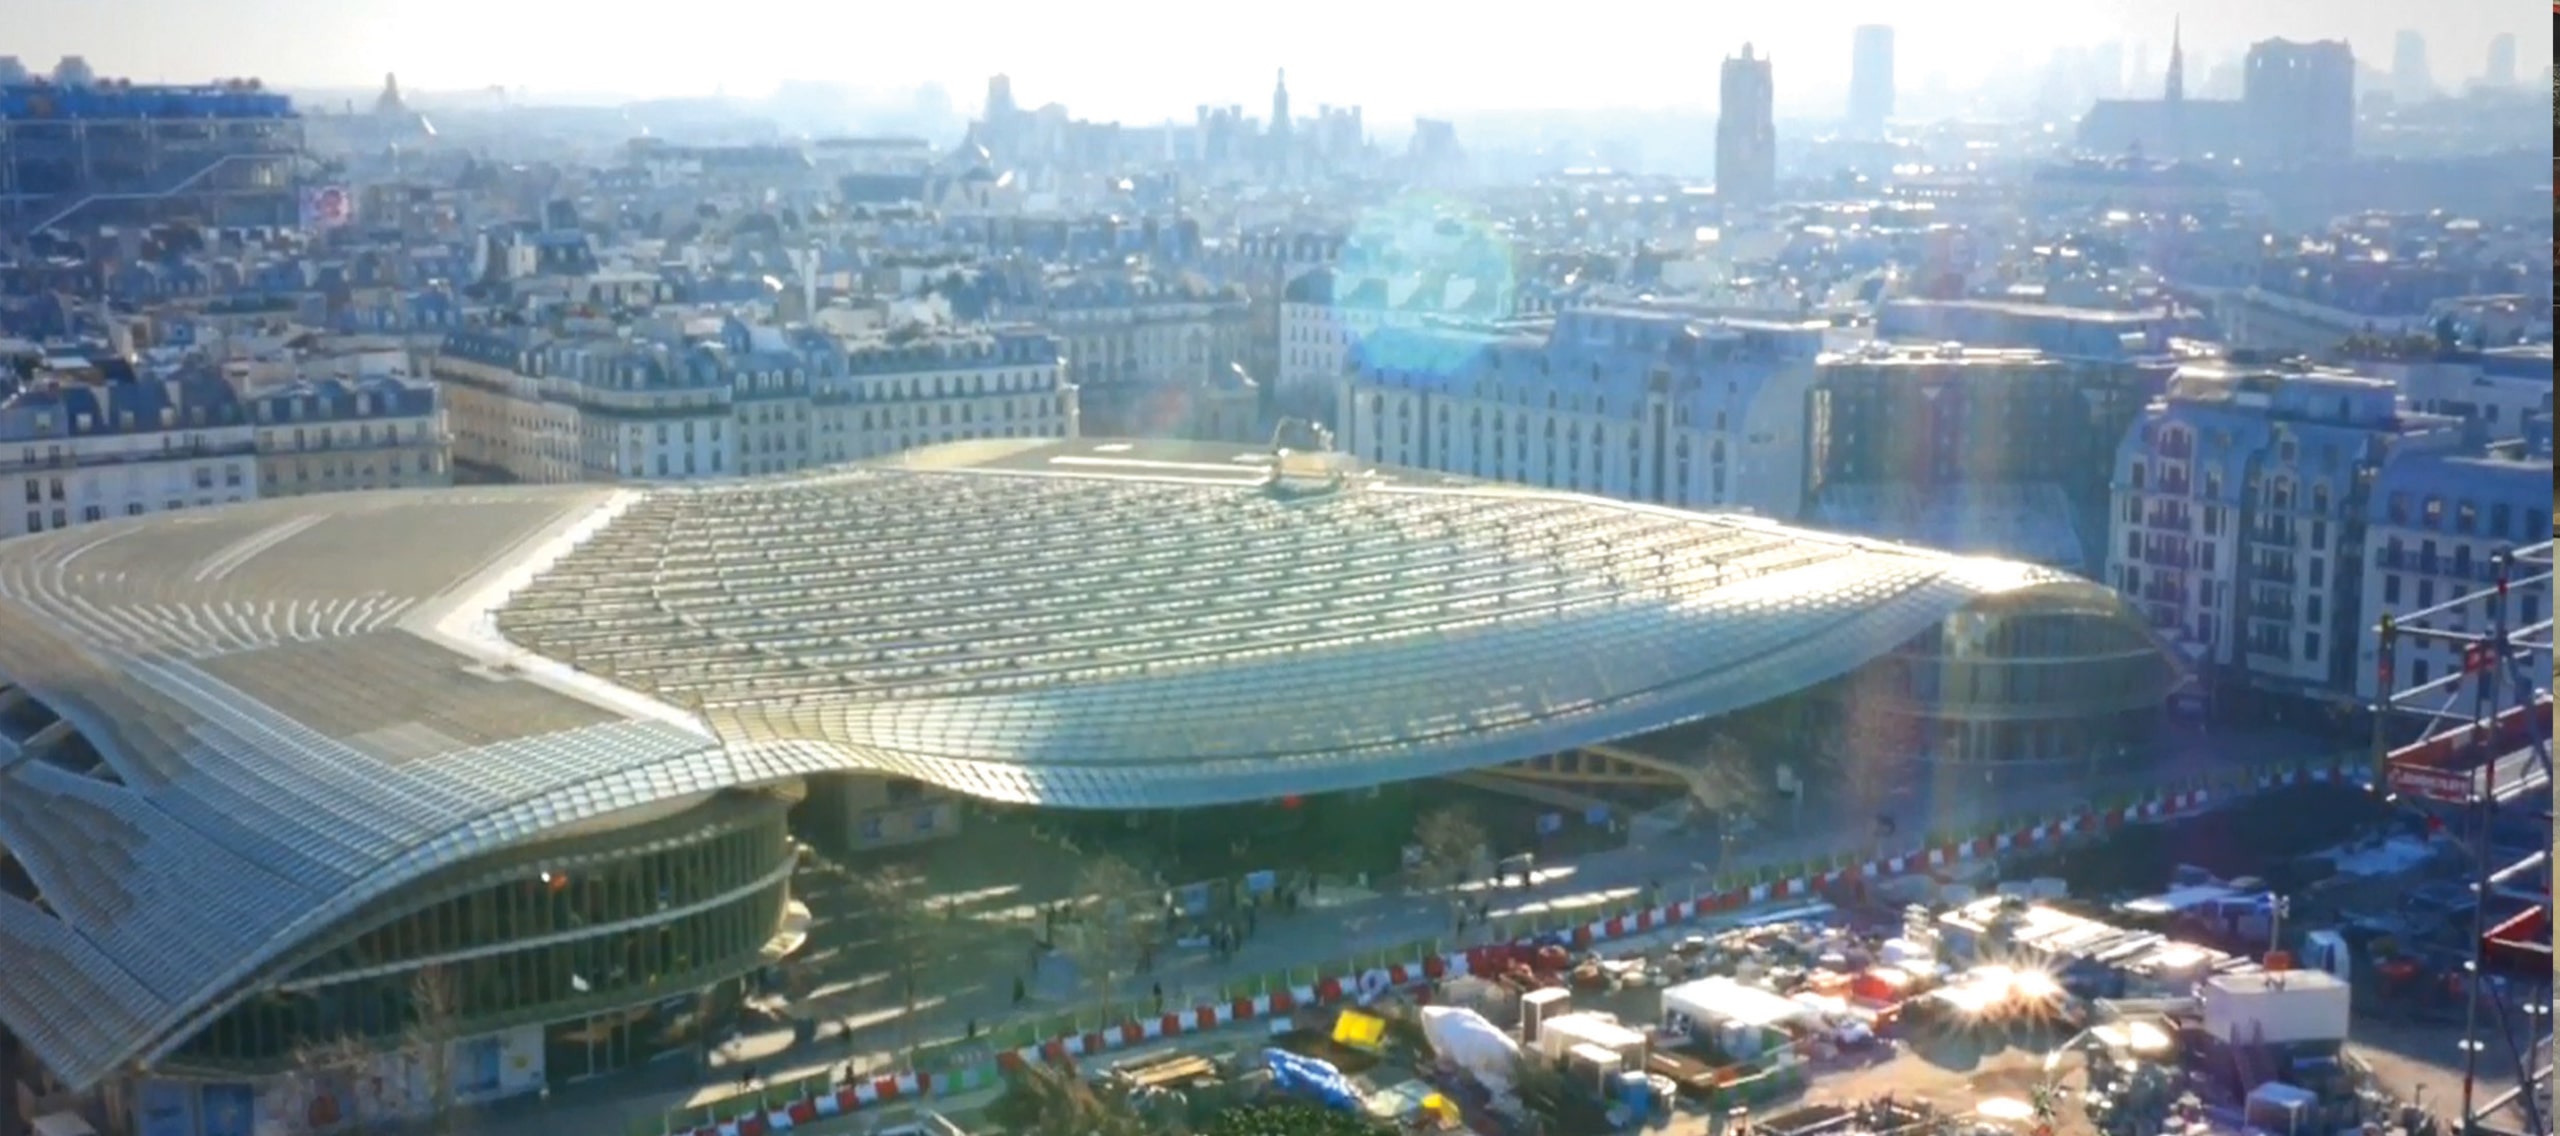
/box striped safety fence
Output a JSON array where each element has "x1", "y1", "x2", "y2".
[{"x1": 668, "y1": 760, "x2": 2351, "y2": 1135}]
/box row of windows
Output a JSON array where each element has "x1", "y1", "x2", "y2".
[
  {"x1": 174, "y1": 881, "x2": 788, "y2": 1067},
  {"x1": 1878, "y1": 651, "x2": 2168, "y2": 709},
  {"x1": 19, "y1": 463, "x2": 243, "y2": 502},
  {"x1": 255, "y1": 422, "x2": 436, "y2": 449},
  {"x1": 19, "y1": 496, "x2": 240, "y2": 534},
  {"x1": 269, "y1": 451, "x2": 443, "y2": 482},
  {"x1": 289, "y1": 813, "x2": 787, "y2": 983},
  {"x1": 2379, "y1": 573, "x2": 2547, "y2": 624},
  {"x1": 2385, "y1": 492, "x2": 2542, "y2": 541}
]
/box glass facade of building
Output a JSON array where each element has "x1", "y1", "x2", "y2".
[
  {"x1": 1849, "y1": 599, "x2": 2179, "y2": 761},
  {"x1": 167, "y1": 794, "x2": 793, "y2": 1072}
]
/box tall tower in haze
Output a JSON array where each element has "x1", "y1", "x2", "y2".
[
  {"x1": 985, "y1": 74, "x2": 1017, "y2": 121},
  {"x1": 2390, "y1": 30, "x2": 2432, "y2": 101},
  {"x1": 1715, "y1": 45, "x2": 1777, "y2": 209},
  {"x1": 2165, "y1": 17, "x2": 2186, "y2": 103},
  {"x1": 1848, "y1": 25, "x2": 1895, "y2": 135},
  {"x1": 2483, "y1": 33, "x2": 2516, "y2": 88},
  {"x1": 1271, "y1": 69, "x2": 1291, "y2": 141}
]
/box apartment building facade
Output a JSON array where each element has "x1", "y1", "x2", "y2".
[
  {"x1": 0, "y1": 368, "x2": 258, "y2": 538},
  {"x1": 1334, "y1": 305, "x2": 1828, "y2": 519},
  {"x1": 431, "y1": 320, "x2": 1073, "y2": 485},
  {"x1": 2105, "y1": 361, "x2": 2465, "y2": 713}
]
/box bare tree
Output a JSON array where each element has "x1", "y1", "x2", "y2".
[
  {"x1": 406, "y1": 965, "x2": 462, "y2": 1136},
  {"x1": 1411, "y1": 806, "x2": 1487, "y2": 932},
  {"x1": 277, "y1": 966, "x2": 464, "y2": 1136},
  {"x1": 282, "y1": 1033, "x2": 373, "y2": 1136},
  {"x1": 849, "y1": 863, "x2": 961, "y2": 1068},
  {"x1": 1064, "y1": 854, "x2": 1159, "y2": 1019}
]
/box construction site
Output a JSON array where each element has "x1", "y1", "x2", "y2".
[{"x1": 2370, "y1": 541, "x2": 2553, "y2": 1136}]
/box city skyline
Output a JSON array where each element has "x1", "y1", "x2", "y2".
[{"x1": 2, "y1": 0, "x2": 2541, "y2": 121}]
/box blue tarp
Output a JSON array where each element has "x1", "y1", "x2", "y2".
[{"x1": 1262, "y1": 1049, "x2": 1359, "y2": 1112}]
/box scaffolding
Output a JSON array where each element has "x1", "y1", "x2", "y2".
[{"x1": 2371, "y1": 539, "x2": 2554, "y2": 1136}]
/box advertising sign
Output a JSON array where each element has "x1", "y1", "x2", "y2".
[
  {"x1": 2387, "y1": 761, "x2": 2474, "y2": 804},
  {"x1": 134, "y1": 1081, "x2": 196, "y2": 1136},
  {"x1": 198, "y1": 1084, "x2": 256, "y2": 1136}
]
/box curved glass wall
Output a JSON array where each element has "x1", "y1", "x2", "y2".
[
  {"x1": 167, "y1": 794, "x2": 794, "y2": 1070},
  {"x1": 1848, "y1": 600, "x2": 2178, "y2": 762}
]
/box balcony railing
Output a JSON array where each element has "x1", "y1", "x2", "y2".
[
  {"x1": 0, "y1": 441, "x2": 257, "y2": 473},
  {"x1": 2248, "y1": 519, "x2": 2298, "y2": 545},
  {"x1": 2246, "y1": 597, "x2": 2298, "y2": 623},
  {"x1": 2247, "y1": 560, "x2": 2295, "y2": 584}
]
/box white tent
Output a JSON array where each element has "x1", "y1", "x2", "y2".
[
  {"x1": 1420, "y1": 1006, "x2": 1524, "y2": 1095},
  {"x1": 1661, "y1": 976, "x2": 1813, "y2": 1032}
]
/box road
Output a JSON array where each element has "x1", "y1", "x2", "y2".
[{"x1": 470, "y1": 727, "x2": 2339, "y2": 1136}]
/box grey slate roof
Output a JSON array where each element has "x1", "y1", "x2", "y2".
[{"x1": 0, "y1": 440, "x2": 2148, "y2": 1090}]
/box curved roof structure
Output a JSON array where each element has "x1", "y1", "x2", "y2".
[{"x1": 0, "y1": 438, "x2": 2149, "y2": 1089}]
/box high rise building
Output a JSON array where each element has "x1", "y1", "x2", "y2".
[
  {"x1": 2390, "y1": 29, "x2": 2432, "y2": 102},
  {"x1": 2485, "y1": 32, "x2": 2518, "y2": 88},
  {"x1": 2242, "y1": 38, "x2": 2356, "y2": 165},
  {"x1": 1848, "y1": 25, "x2": 1895, "y2": 135},
  {"x1": 1715, "y1": 44, "x2": 1777, "y2": 209}
]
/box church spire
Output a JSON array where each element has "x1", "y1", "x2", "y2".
[{"x1": 2164, "y1": 17, "x2": 2185, "y2": 103}]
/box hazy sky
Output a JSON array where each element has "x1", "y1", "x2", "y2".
[{"x1": 6, "y1": 0, "x2": 2541, "y2": 119}]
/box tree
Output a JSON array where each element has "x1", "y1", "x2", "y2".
[
  {"x1": 989, "y1": 1061, "x2": 1171, "y2": 1136},
  {"x1": 847, "y1": 863, "x2": 962, "y2": 1068},
  {"x1": 1203, "y1": 1103, "x2": 1391, "y2": 1136},
  {"x1": 1511, "y1": 1054, "x2": 1571, "y2": 1135},
  {"x1": 279, "y1": 966, "x2": 464, "y2": 1136},
  {"x1": 406, "y1": 965, "x2": 463, "y2": 1135},
  {"x1": 282, "y1": 1033, "x2": 373, "y2": 1136},
  {"x1": 1065, "y1": 854, "x2": 1160, "y2": 1019},
  {"x1": 1411, "y1": 806, "x2": 1487, "y2": 933}
]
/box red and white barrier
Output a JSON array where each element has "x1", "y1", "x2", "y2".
[{"x1": 671, "y1": 765, "x2": 2334, "y2": 1133}]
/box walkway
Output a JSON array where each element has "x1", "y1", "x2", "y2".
[{"x1": 472, "y1": 726, "x2": 2340, "y2": 1136}]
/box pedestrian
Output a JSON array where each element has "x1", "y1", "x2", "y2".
[
  {"x1": 740, "y1": 1064, "x2": 757, "y2": 1090},
  {"x1": 1246, "y1": 907, "x2": 1258, "y2": 936},
  {"x1": 1152, "y1": 982, "x2": 1164, "y2": 1014},
  {"x1": 1011, "y1": 975, "x2": 1027, "y2": 1006},
  {"x1": 966, "y1": 1017, "x2": 978, "y2": 1040}
]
